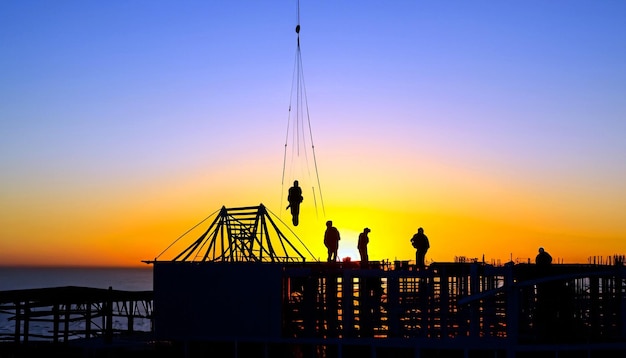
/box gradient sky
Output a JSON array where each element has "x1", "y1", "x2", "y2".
[{"x1": 1, "y1": 1, "x2": 625, "y2": 267}]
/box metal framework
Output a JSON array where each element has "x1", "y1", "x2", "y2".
[
  {"x1": 0, "y1": 287, "x2": 153, "y2": 343},
  {"x1": 169, "y1": 204, "x2": 313, "y2": 263}
]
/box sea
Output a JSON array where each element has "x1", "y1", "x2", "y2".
[
  {"x1": 0, "y1": 266, "x2": 153, "y2": 341},
  {"x1": 0, "y1": 266, "x2": 153, "y2": 291}
]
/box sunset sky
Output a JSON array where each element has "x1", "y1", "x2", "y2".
[{"x1": 1, "y1": 1, "x2": 625, "y2": 267}]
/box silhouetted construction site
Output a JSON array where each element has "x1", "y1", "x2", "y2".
[
  {"x1": 147, "y1": 204, "x2": 626, "y2": 358},
  {"x1": 2, "y1": 205, "x2": 625, "y2": 358}
]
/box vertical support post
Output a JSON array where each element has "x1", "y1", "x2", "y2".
[
  {"x1": 318, "y1": 275, "x2": 326, "y2": 336},
  {"x1": 303, "y1": 273, "x2": 316, "y2": 338},
  {"x1": 343, "y1": 271, "x2": 354, "y2": 338},
  {"x1": 127, "y1": 301, "x2": 135, "y2": 334},
  {"x1": 105, "y1": 286, "x2": 113, "y2": 344},
  {"x1": 505, "y1": 264, "x2": 517, "y2": 358},
  {"x1": 590, "y1": 276, "x2": 599, "y2": 339},
  {"x1": 14, "y1": 301, "x2": 21, "y2": 343},
  {"x1": 359, "y1": 275, "x2": 371, "y2": 337},
  {"x1": 52, "y1": 303, "x2": 59, "y2": 343},
  {"x1": 327, "y1": 275, "x2": 339, "y2": 337},
  {"x1": 387, "y1": 272, "x2": 400, "y2": 337},
  {"x1": 86, "y1": 302, "x2": 92, "y2": 339},
  {"x1": 282, "y1": 274, "x2": 292, "y2": 338},
  {"x1": 469, "y1": 264, "x2": 480, "y2": 338},
  {"x1": 416, "y1": 273, "x2": 426, "y2": 336},
  {"x1": 615, "y1": 267, "x2": 626, "y2": 339},
  {"x1": 23, "y1": 302, "x2": 30, "y2": 344},
  {"x1": 64, "y1": 302, "x2": 71, "y2": 342},
  {"x1": 440, "y1": 266, "x2": 449, "y2": 338}
]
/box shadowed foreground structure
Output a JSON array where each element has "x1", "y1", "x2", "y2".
[
  {"x1": 0, "y1": 287, "x2": 154, "y2": 357},
  {"x1": 151, "y1": 260, "x2": 626, "y2": 358},
  {"x1": 2, "y1": 261, "x2": 625, "y2": 358}
]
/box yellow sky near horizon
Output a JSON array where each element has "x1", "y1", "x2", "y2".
[{"x1": 2, "y1": 153, "x2": 623, "y2": 267}]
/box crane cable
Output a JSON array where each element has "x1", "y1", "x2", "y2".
[{"x1": 280, "y1": 0, "x2": 326, "y2": 219}]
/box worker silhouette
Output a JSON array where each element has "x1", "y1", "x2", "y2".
[
  {"x1": 358, "y1": 228, "x2": 371, "y2": 268},
  {"x1": 410, "y1": 227, "x2": 430, "y2": 269},
  {"x1": 286, "y1": 180, "x2": 303, "y2": 226},
  {"x1": 324, "y1": 220, "x2": 341, "y2": 262},
  {"x1": 534, "y1": 246, "x2": 558, "y2": 342},
  {"x1": 536, "y1": 247, "x2": 552, "y2": 268}
]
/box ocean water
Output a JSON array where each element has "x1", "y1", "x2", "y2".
[
  {"x1": 0, "y1": 266, "x2": 153, "y2": 341},
  {"x1": 0, "y1": 266, "x2": 153, "y2": 291}
]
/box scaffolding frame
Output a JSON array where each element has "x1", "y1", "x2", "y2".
[{"x1": 170, "y1": 204, "x2": 311, "y2": 263}]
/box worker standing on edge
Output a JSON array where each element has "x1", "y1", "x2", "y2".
[
  {"x1": 411, "y1": 227, "x2": 430, "y2": 269},
  {"x1": 358, "y1": 228, "x2": 371, "y2": 268},
  {"x1": 324, "y1": 220, "x2": 340, "y2": 262}
]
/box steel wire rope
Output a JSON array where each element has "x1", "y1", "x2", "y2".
[
  {"x1": 293, "y1": 48, "x2": 311, "y2": 184},
  {"x1": 294, "y1": 52, "x2": 321, "y2": 218},
  {"x1": 281, "y1": 1, "x2": 302, "y2": 213},
  {"x1": 154, "y1": 208, "x2": 221, "y2": 260},
  {"x1": 280, "y1": 51, "x2": 299, "y2": 218},
  {"x1": 280, "y1": 0, "x2": 326, "y2": 220},
  {"x1": 282, "y1": 32, "x2": 304, "y2": 203},
  {"x1": 302, "y1": 73, "x2": 326, "y2": 218},
  {"x1": 266, "y1": 206, "x2": 318, "y2": 261}
]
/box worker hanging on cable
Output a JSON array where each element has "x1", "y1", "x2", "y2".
[{"x1": 286, "y1": 180, "x2": 304, "y2": 226}]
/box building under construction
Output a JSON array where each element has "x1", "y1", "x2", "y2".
[{"x1": 147, "y1": 204, "x2": 626, "y2": 358}]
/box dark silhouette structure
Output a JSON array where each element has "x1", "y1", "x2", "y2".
[
  {"x1": 533, "y1": 246, "x2": 566, "y2": 342},
  {"x1": 324, "y1": 220, "x2": 340, "y2": 262},
  {"x1": 159, "y1": 204, "x2": 314, "y2": 263},
  {"x1": 286, "y1": 180, "x2": 303, "y2": 226},
  {"x1": 8, "y1": 209, "x2": 626, "y2": 358},
  {"x1": 358, "y1": 228, "x2": 370, "y2": 267},
  {"x1": 0, "y1": 287, "x2": 152, "y2": 345},
  {"x1": 410, "y1": 227, "x2": 430, "y2": 268},
  {"x1": 536, "y1": 247, "x2": 552, "y2": 267},
  {"x1": 148, "y1": 256, "x2": 626, "y2": 358}
]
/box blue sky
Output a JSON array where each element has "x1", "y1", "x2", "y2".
[{"x1": 1, "y1": 1, "x2": 625, "y2": 266}]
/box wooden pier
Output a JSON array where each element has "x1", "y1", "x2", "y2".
[{"x1": 0, "y1": 286, "x2": 153, "y2": 344}]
